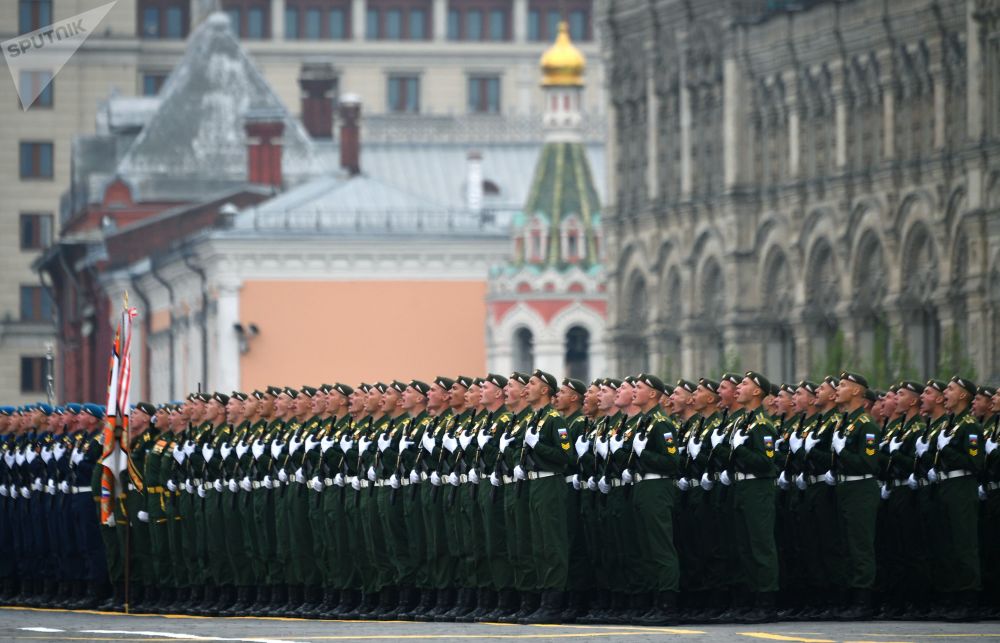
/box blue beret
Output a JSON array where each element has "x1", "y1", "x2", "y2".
[
  {"x1": 38, "y1": 403, "x2": 53, "y2": 416},
  {"x1": 54, "y1": 406, "x2": 65, "y2": 414},
  {"x1": 65, "y1": 403, "x2": 83, "y2": 414},
  {"x1": 83, "y1": 403, "x2": 105, "y2": 419},
  {"x1": 0, "y1": 406, "x2": 14, "y2": 416}
]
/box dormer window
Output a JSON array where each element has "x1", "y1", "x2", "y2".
[
  {"x1": 561, "y1": 214, "x2": 582, "y2": 264},
  {"x1": 526, "y1": 215, "x2": 547, "y2": 263}
]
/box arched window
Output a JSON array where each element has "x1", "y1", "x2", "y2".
[
  {"x1": 901, "y1": 223, "x2": 939, "y2": 378},
  {"x1": 805, "y1": 238, "x2": 841, "y2": 372},
  {"x1": 561, "y1": 215, "x2": 582, "y2": 264},
  {"x1": 700, "y1": 259, "x2": 726, "y2": 374},
  {"x1": 620, "y1": 272, "x2": 649, "y2": 374},
  {"x1": 526, "y1": 215, "x2": 547, "y2": 264},
  {"x1": 565, "y1": 326, "x2": 590, "y2": 381},
  {"x1": 762, "y1": 249, "x2": 795, "y2": 382},
  {"x1": 513, "y1": 327, "x2": 534, "y2": 372}
]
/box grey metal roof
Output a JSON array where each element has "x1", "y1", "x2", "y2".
[{"x1": 115, "y1": 12, "x2": 328, "y2": 200}]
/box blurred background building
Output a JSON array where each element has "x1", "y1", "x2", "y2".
[
  {"x1": 3, "y1": 0, "x2": 604, "y2": 403},
  {"x1": 599, "y1": 0, "x2": 1000, "y2": 387}
]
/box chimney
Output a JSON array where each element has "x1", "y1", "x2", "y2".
[
  {"x1": 466, "y1": 150, "x2": 483, "y2": 213},
  {"x1": 244, "y1": 108, "x2": 285, "y2": 189},
  {"x1": 339, "y1": 94, "x2": 361, "y2": 176},
  {"x1": 298, "y1": 63, "x2": 338, "y2": 139}
]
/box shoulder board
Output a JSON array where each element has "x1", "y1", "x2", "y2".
[
  {"x1": 959, "y1": 414, "x2": 977, "y2": 427},
  {"x1": 651, "y1": 410, "x2": 667, "y2": 421},
  {"x1": 858, "y1": 412, "x2": 874, "y2": 425},
  {"x1": 419, "y1": 417, "x2": 431, "y2": 428},
  {"x1": 548, "y1": 409, "x2": 560, "y2": 418},
  {"x1": 498, "y1": 412, "x2": 512, "y2": 422}
]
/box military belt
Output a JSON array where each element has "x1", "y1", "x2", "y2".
[
  {"x1": 323, "y1": 478, "x2": 334, "y2": 487},
  {"x1": 374, "y1": 480, "x2": 386, "y2": 487},
  {"x1": 502, "y1": 475, "x2": 515, "y2": 485},
  {"x1": 251, "y1": 481, "x2": 261, "y2": 489},
  {"x1": 527, "y1": 471, "x2": 556, "y2": 480},
  {"x1": 458, "y1": 474, "x2": 469, "y2": 483},
  {"x1": 357, "y1": 479, "x2": 370, "y2": 489},
  {"x1": 148, "y1": 486, "x2": 164, "y2": 494},
  {"x1": 399, "y1": 478, "x2": 411, "y2": 487},
  {"x1": 609, "y1": 479, "x2": 624, "y2": 488},
  {"x1": 987, "y1": 481, "x2": 1000, "y2": 491},
  {"x1": 733, "y1": 473, "x2": 758, "y2": 482},
  {"x1": 564, "y1": 475, "x2": 576, "y2": 483},
  {"x1": 192, "y1": 478, "x2": 203, "y2": 486},
  {"x1": 836, "y1": 474, "x2": 874, "y2": 483},
  {"x1": 71, "y1": 486, "x2": 92, "y2": 494},
  {"x1": 938, "y1": 469, "x2": 973, "y2": 481},
  {"x1": 635, "y1": 473, "x2": 667, "y2": 482},
  {"x1": 804, "y1": 475, "x2": 822, "y2": 486}
]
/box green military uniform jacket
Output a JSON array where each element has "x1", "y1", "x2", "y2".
[
  {"x1": 832, "y1": 407, "x2": 880, "y2": 477},
  {"x1": 523, "y1": 405, "x2": 570, "y2": 474},
  {"x1": 632, "y1": 408, "x2": 681, "y2": 477},
  {"x1": 729, "y1": 406, "x2": 778, "y2": 478},
  {"x1": 934, "y1": 409, "x2": 984, "y2": 475}
]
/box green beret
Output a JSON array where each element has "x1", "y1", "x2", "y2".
[
  {"x1": 135, "y1": 402, "x2": 157, "y2": 416},
  {"x1": 768, "y1": 383, "x2": 780, "y2": 396},
  {"x1": 925, "y1": 379, "x2": 947, "y2": 393},
  {"x1": 531, "y1": 369, "x2": 558, "y2": 394},
  {"x1": 212, "y1": 392, "x2": 230, "y2": 405},
  {"x1": 485, "y1": 373, "x2": 508, "y2": 389},
  {"x1": 454, "y1": 376, "x2": 474, "y2": 389},
  {"x1": 473, "y1": 377, "x2": 485, "y2": 386},
  {"x1": 601, "y1": 378, "x2": 622, "y2": 389},
  {"x1": 798, "y1": 380, "x2": 818, "y2": 395},
  {"x1": 978, "y1": 385, "x2": 997, "y2": 397},
  {"x1": 300, "y1": 385, "x2": 318, "y2": 398},
  {"x1": 780, "y1": 383, "x2": 796, "y2": 395},
  {"x1": 822, "y1": 375, "x2": 840, "y2": 388},
  {"x1": 390, "y1": 380, "x2": 408, "y2": 394},
  {"x1": 698, "y1": 378, "x2": 720, "y2": 394},
  {"x1": 358, "y1": 383, "x2": 373, "y2": 394},
  {"x1": 562, "y1": 378, "x2": 587, "y2": 396},
  {"x1": 744, "y1": 371, "x2": 771, "y2": 394},
  {"x1": 509, "y1": 372, "x2": 531, "y2": 386},
  {"x1": 196, "y1": 392, "x2": 213, "y2": 403},
  {"x1": 282, "y1": 387, "x2": 299, "y2": 399},
  {"x1": 334, "y1": 383, "x2": 354, "y2": 397},
  {"x1": 623, "y1": 375, "x2": 638, "y2": 385},
  {"x1": 266, "y1": 386, "x2": 284, "y2": 398},
  {"x1": 721, "y1": 373, "x2": 742, "y2": 385},
  {"x1": 409, "y1": 380, "x2": 430, "y2": 396},
  {"x1": 864, "y1": 389, "x2": 877, "y2": 402},
  {"x1": 950, "y1": 376, "x2": 977, "y2": 397},
  {"x1": 674, "y1": 379, "x2": 696, "y2": 394},
  {"x1": 252, "y1": 390, "x2": 266, "y2": 400},
  {"x1": 840, "y1": 371, "x2": 868, "y2": 389},
  {"x1": 231, "y1": 391, "x2": 249, "y2": 402}
]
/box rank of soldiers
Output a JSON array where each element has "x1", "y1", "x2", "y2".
[{"x1": 1, "y1": 370, "x2": 998, "y2": 624}]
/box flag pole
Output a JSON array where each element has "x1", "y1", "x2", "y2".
[{"x1": 122, "y1": 291, "x2": 131, "y2": 615}]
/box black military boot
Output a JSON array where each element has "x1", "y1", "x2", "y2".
[
  {"x1": 639, "y1": 591, "x2": 680, "y2": 626},
  {"x1": 417, "y1": 588, "x2": 451, "y2": 622},
  {"x1": 943, "y1": 591, "x2": 979, "y2": 622},
  {"x1": 155, "y1": 587, "x2": 175, "y2": 614},
  {"x1": 438, "y1": 587, "x2": 474, "y2": 622},
  {"x1": 332, "y1": 589, "x2": 361, "y2": 617},
  {"x1": 221, "y1": 586, "x2": 248, "y2": 616},
  {"x1": 520, "y1": 590, "x2": 564, "y2": 624},
  {"x1": 406, "y1": 589, "x2": 435, "y2": 620},
  {"x1": 280, "y1": 584, "x2": 304, "y2": 617},
  {"x1": 316, "y1": 587, "x2": 338, "y2": 618},
  {"x1": 460, "y1": 588, "x2": 494, "y2": 622},
  {"x1": 260, "y1": 584, "x2": 286, "y2": 616},
  {"x1": 139, "y1": 585, "x2": 158, "y2": 613},
  {"x1": 126, "y1": 583, "x2": 147, "y2": 612},
  {"x1": 292, "y1": 585, "x2": 320, "y2": 618},
  {"x1": 557, "y1": 590, "x2": 586, "y2": 623},
  {"x1": 500, "y1": 591, "x2": 538, "y2": 623},
  {"x1": 246, "y1": 585, "x2": 269, "y2": 615},
  {"x1": 342, "y1": 591, "x2": 377, "y2": 620},
  {"x1": 104, "y1": 581, "x2": 126, "y2": 612},
  {"x1": 70, "y1": 581, "x2": 100, "y2": 610},
  {"x1": 576, "y1": 592, "x2": 608, "y2": 624},
  {"x1": 194, "y1": 585, "x2": 216, "y2": 616},
  {"x1": 837, "y1": 589, "x2": 873, "y2": 621},
  {"x1": 180, "y1": 584, "x2": 201, "y2": 614},
  {"x1": 164, "y1": 586, "x2": 188, "y2": 614}
]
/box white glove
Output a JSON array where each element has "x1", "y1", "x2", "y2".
[
  {"x1": 197, "y1": 486, "x2": 206, "y2": 498},
  {"x1": 213, "y1": 479, "x2": 224, "y2": 492},
  {"x1": 789, "y1": 434, "x2": 803, "y2": 453},
  {"x1": 477, "y1": 431, "x2": 490, "y2": 449},
  {"x1": 513, "y1": 465, "x2": 526, "y2": 481},
  {"x1": 906, "y1": 473, "x2": 919, "y2": 490},
  {"x1": 459, "y1": 432, "x2": 473, "y2": 451},
  {"x1": 610, "y1": 433, "x2": 626, "y2": 454},
  {"x1": 731, "y1": 431, "x2": 748, "y2": 449},
  {"x1": 399, "y1": 434, "x2": 414, "y2": 451},
  {"x1": 304, "y1": 435, "x2": 318, "y2": 453},
  {"x1": 632, "y1": 433, "x2": 648, "y2": 457},
  {"x1": 408, "y1": 470, "x2": 420, "y2": 485},
  {"x1": 822, "y1": 470, "x2": 836, "y2": 486},
  {"x1": 270, "y1": 441, "x2": 283, "y2": 459},
  {"x1": 430, "y1": 472, "x2": 441, "y2": 486},
  {"x1": 469, "y1": 469, "x2": 480, "y2": 484},
  {"x1": 277, "y1": 469, "x2": 288, "y2": 482},
  {"x1": 0, "y1": 486, "x2": 7, "y2": 498},
  {"x1": 136, "y1": 510, "x2": 149, "y2": 523},
  {"x1": 309, "y1": 477, "x2": 323, "y2": 492},
  {"x1": 339, "y1": 435, "x2": 353, "y2": 454},
  {"x1": 443, "y1": 434, "x2": 458, "y2": 453},
  {"x1": 31, "y1": 478, "x2": 42, "y2": 492},
  {"x1": 389, "y1": 474, "x2": 400, "y2": 489},
  {"x1": 106, "y1": 514, "x2": 116, "y2": 527},
  {"x1": 490, "y1": 472, "x2": 500, "y2": 487},
  {"x1": 378, "y1": 433, "x2": 392, "y2": 452},
  {"x1": 20, "y1": 487, "x2": 30, "y2": 498},
  {"x1": 927, "y1": 468, "x2": 939, "y2": 483},
  {"x1": 571, "y1": 474, "x2": 581, "y2": 490},
  {"x1": 41, "y1": 446, "x2": 52, "y2": 463},
  {"x1": 262, "y1": 475, "x2": 273, "y2": 489},
  {"x1": 598, "y1": 476, "x2": 611, "y2": 494},
  {"x1": 777, "y1": 471, "x2": 790, "y2": 490},
  {"x1": 422, "y1": 431, "x2": 436, "y2": 453},
  {"x1": 220, "y1": 443, "x2": 232, "y2": 460},
  {"x1": 775, "y1": 437, "x2": 786, "y2": 452},
  {"x1": 915, "y1": 437, "x2": 929, "y2": 457},
  {"x1": 587, "y1": 476, "x2": 597, "y2": 491},
  {"x1": 700, "y1": 472, "x2": 715, "y2": 491},
  {"x1": 524, "y1": 429, "x2": 539, "y2": 449},
  {"x1": 358, "y1": 436, "x2": 371, "y2": 453},
  {"x1": 805, "y1": 434, "x2": 820, "y2": 453},
  {"x1": 621, "y1": 469, "x2": 634, "y2": 484},
  {"x1": 53, "y1": 444, "x2": 66, "y2": 460},
  {"x1": 335, "y1": 473, "x2": 346, "y2": 487},
  {"x1": 979, "y1": 485, "x2": 987, "y2": 501},
  {"x1": 251, "y1": 440, "x2": 264, "y2": 460},
  {"x1": 795, "y1": 473, "x2": 807, "y2": 490},
  {"x1": 367, "y1": 466, "x2": 376, "y2": 482},
  {"x1": 288, "y1": 435, "x2": 302, "y2": 455},
  {"x1": 71, "y1": 448, "x2": 85, "y2": 465},
  {"x1": 236, "y1": 442, "x2": 248, "y2": 459},
  {"x1": 320, "y1": 436, "x2": 335, "y2": 452},
  {"x1": 889, "y1": 436, "x2": 903, "y2": 453},
  {"x1": 25, "y1": 449, "x2": 36, "y2": 464},
  {"x1": 574, "y1": 435, "x2": 590, "y2": 459},
  {"x1": 720, "y1": 470, "x2": 731, "y2": 486},
  {"x1": 711, "y1": 428, "x2": 725, "y2": 447},
  {"x1": 173, "y1": 446, "x2": 186, "y2": 465},
  {"x1": 831, "y1": 432, "x2": 847, "y2": 454},
  {"x1": 595, "y1": 437, "x2": 609, "y2": 458},
  {"x1": 184, "y1": 441, "x2": 196, "y2": 456},
  {"x1": 448, "y1": 472, "x2": 459, "y2": 486},
  {"x1": 499, "y1": 433, "x2": 513, "y2": 453},
  {"x1": 239, "y1": 477, "x2": 251, "y2": 492},
  {"x1": 986, "y1": 438, "x2": 997, "y2": 455},
  {"x1": 166, "y1": 479, "x2": 177, "y2": 492},
  {"x1": 936, "y1": 430, "x2": 953, "y2": 450},
  {"x1": 880, "y1": 483, "x2": 890, "y2": 500},
  {"x1": 202, "y1": 445, "x2": 214, "y2": 462},
  {"x1": 687, "y1": 437, "x2": 702, "y2": 460},
  {"x1": 227, "y1": 479, "x2": 237, "y2": 493},
  {"x1": 45, "y1": 479, "x2": 56, "y2": 494},
  {"x1": 351, "y1": 477, "x2": 361, "y2": 491},
  {"x1": 677, "y1": 477, "x2": 690, "y2": 491}
]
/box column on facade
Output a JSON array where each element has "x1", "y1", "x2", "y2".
[
  {"x1": 214, "y1": 279, "x2": 242, "y2": 394},
  {"x1": 930, "y1": 34, "x2": 947, "y2": 149},
  {"x1": 966, "y1": 0, "x2": 984, "y2": 141},
  {"x1": 352, "y1": 0, "x2": 366, "y2": 41},
  {"x1": 831, "y1": 59, "x2": 848, "y2": 169},
  {"x1": 513, "y1": 0, "x2": 527, "y2": 43},
  {"x1": 722, "y1": 56, "x2": 742, "y2": 188},
  {"x1": 784, "y1": 68, "x2": 800, "y2": 179},
  {"x1": 433, "y1": 0, "x2": 446, "y2": 42},
  {"x1": 880, "y1": 49, "x2": 895, "y2": 160},
  {"x1": 271, "y1": 0, "x2": 284, "y2": 41},
  {"x1": 679, "y1": 78, "x2": 692, "y2": 197},
  {"x1": 646, "y1": 41, "x2": 660, "y2": 200}
]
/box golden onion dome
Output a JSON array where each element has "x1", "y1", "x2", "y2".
[{"x1": 540, "y1": 21, "x2": 585, "y2": 87}]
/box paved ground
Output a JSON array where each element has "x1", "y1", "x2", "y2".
[{"x1": 2, "y1": 607, "x2": 999, "y2": 643}]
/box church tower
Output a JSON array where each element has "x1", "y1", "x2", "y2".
[{"x1": 486, "y1": 22, "x2": 607, "y2": 380}]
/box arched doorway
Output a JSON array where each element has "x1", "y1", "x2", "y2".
[
  {"x1": 565, "y1": 326, "x2": 590, "y2": 381},
  {"x1": 513, "y1": 327, "x2": 534, "y2": 373}
]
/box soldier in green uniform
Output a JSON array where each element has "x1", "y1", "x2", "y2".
[
  {"x1": 456, "y1": 378, "x2": 492, "y2": 622},
  {"x1": 248, "y1": 387, "x2": 284, "y2": 614},
  {"x1": 624, "y1": 374, "x2": 681, "y2": 625},
  {"x1": 286, "y1": 386, "x2": 325, "y2": 616},
  {"x1": 570, "y1": 379, "x2": 605, "y2": 623},
  {"x1": 218, "y1": 392, "x2": 256, "y2": 616},
  {"x1": 827, "y1": 372, "x2": 881, "y2": 619},
  {"x1": 125, "y1": 402, "x2": 158, "y2": 611},
  {"x1": 302, "y1": 385, "x2": 335, "y2": 616},
  {"x1": 554, "y1": 377, "x2": 588, "y2": 622},
  {"x1": 396, "y1": 380, "x2": 432, "y2": 619},
  {"x1": 141, "y1": 402, "x2": 175, "y2": 612},
  {"x1": 914, "y1": 380, "x2": 951, "y2": 615},
  {"x1": 338, "y1": 385, "x2": 373, "y2": 619},
  {"x1": 982, "y1": 387, "x2": 1000, "y2": 619},
  {"x1": 726, "y1": 372, "x2": 779, "y2": 623},
  {"x1": 355, "y1": 383, "x2": 392, "y2": 617},
  {"x1": 667, "y1": 379, "x2": 699, "y2": 612},
  {"x1": 199, "y1": 393, "x2": 234, "y2": 614}
]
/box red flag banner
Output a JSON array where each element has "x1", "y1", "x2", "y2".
[{"x1": 99, "y1": 302, "x2": 139, "y2": 526}]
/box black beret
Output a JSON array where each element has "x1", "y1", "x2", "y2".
[
  {"x1": 780, "y1": 383, "x2": 796, "y2": 395},
  {"x1": 265, "y1": 386, "x2": 284, "y2": 398},
  {"x1": 532, "y1": 369, "x2": 558, "y2": 394},
  {"x1": 601, "y1": 378, "x2": 622, "y2": 389},
  {"x1": 744, "y1": 371, "x2": 771, "y2": 394},
  {"x1": 212, "y1": 392, "x2": 230, "y2": 405},
  {"x1": 282, "y1": 387, "x2": 299, "y2": 399},
  {"x1": 562, "y1": 378, "x2": 587, "y2": 396},
  {"x1": 509, "y1": 372, "x2": 531, "y2": 386},
  {"x1": 390, "y1": 380, "x2": 408, "y2": 394},
  {"x1": 675, "y1": 379, "x2": 696, "y2": 394},
  {"x1": 822, "y1": 375, "x2": 840, "y2": 388},
  {"x1": 840, "y1": 372, "x2": 869, "y2": 389},
  {"x1": 135, "y1": 402, "x2": 157, "y2": 416},
  {"x1": 358, "y1": 383, "x2": 373, "y2": 393},
  {"x1": 299, "y1": 385, "x2": 318, "y2": 398},
  {"x1": 864, "y1": 389, "x2": 877, "y2": 402},
  {"x1": 978, "y1": 385, "x2": 997, "y2": 397},
  {"x1": 484, "y1": 373, "x2": 508, "y2": 389},
  {"x1": 319, "y1": 383, "x2": 335, "y2": 394},
  {"x1": 334, "y1": 383, "x2": 354, "y2": 397},
  {"x1": 768, "y1": 383, "x2": 780, "y2": 396},
  {"x1": 887, "y1": 383, "x2": 900, "y2": 393},
  {"x1": 252, "y1": 389, "x2": 266, "y2": 400},
  {"x1": 408, "y1": 380, "x2": 430, "y2": 396},
  {"x1": 925, "y1": 379, "x2": 947, "y2": 393},
  {"x1": 950, "y1": 376, "x2": 977, "y2": 396},
  {"x1": 721, "y1": 373, "x2": 742, "y2": 385},
  {"x1": 196, "y1": 392, "x2": 213, "y2": 403},
  {"x1": 231, "y1": 391, "x2": 249, "y2": 402},
  {"x1": 698, "y1": 378, "x2": 720, "y2": 394},
  {"x1": 472, "y1": 377, "x2": 485, "y2": 386},
  {"x1": 662, "y1": 383, "x2": 675, "y2": 394},
  {"x1": 373, "y1": 382, "x2": 388, "y2": 394},
  {"x1": 454, "y1": 376, "x2": 474, "y2": 389},
  {"x1": 433, "y1": 376, "x2": 455, "y2": 391},
  {"x1": 623, "y1": 375, "x2": 638, "y2": 385}
]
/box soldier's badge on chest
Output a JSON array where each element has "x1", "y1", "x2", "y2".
[
  {"x1": 968, "y1": 434, "x2": 979, "y2": 457},
  {"x1": 865, "y1": 433, "x2": 876, "y2": 456},
  {"x1": 763, "y1": 435, "x2": 774, "y2": 458},
  {"x1": 664, "y1": 432, "x2": 676, "y2": 454}
]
